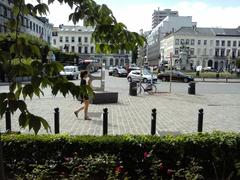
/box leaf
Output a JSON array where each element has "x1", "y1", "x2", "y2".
[
  {"x1": 0, "y1": 93, "x2": 7, "y2": 104},
  {"x1": 39, "y1": 117, "x2": 51, "y2": 133},
  {"x1": 29, "y1": 114, "x2": 41, "y2": 135},
  {"x1": 18, "y1": 100, "x2": 27, "y2": 112},
  {"x1": 8, "y1": 100, "x2": 18, "y2": 113},
  {"x1": 22, "y1": 84, "x2": 34, "y2": 99},
  {"x1": 19, "y1": 112, "x2": 28, "y2": 128},
  {"x1": 9, "y1": 82, "x2": 17, "y2": 92}
]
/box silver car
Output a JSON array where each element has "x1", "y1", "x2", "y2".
[{"x1": 127, "y1": 70, "x2": 157, "y2": 83}]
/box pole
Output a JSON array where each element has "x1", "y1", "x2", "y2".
[
  {"x1": 5, "y1": 107, "x2": 11, "y2": 131},
  {"x1": 54, "y1": 108, "x2": 60, "y2": 134},
  {"x1": 169, "y1": 52, "x2": 173, "y2": 93},
  {"x1": 198, "y1": 108, "x2": 204, "y2": 132},
  {"x1": 103, "y1": 108, "x2": 108, "y2": 135},
  {"x1": 151, "y1": 108, "x2": 157, "y2": 135}
]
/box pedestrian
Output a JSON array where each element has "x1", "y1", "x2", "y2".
[{"x1": 74, "y1": 70, "x2": 92, "y2": 120}]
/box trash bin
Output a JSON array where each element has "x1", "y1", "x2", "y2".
[
  {"x1": 188, "y1": 81, "x2": 195, "y2": 95},
  {"x1": 129, "y1": 81, "x2": 137, "y2": 96}
]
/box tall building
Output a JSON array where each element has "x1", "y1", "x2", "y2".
[
  {"x1": 52, "y1": 25, "x2": 132, "y2": 68},
  {"x1": 152, "y1": 8, "x2": 178, "y2": 29},
  {"x1": 0, "y1": 0, "x2": 53, "y2": 44}
]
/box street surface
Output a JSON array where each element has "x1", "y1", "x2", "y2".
[{"x1": 0, "y1": 70, "x2": 240, "y2": 135}]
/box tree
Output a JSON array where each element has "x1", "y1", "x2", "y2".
[{"x1": 0, "y1": 0, "x2": 145, "y2": 134}]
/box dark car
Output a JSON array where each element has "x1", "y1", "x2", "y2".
[
  {"x1": 158, "y1": 71, "x2": 194, "y2": 83},
  {"x1": 112, "y1": 66, "x2": 128, "y2": 77}
]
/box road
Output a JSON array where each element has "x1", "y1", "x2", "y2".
[{"x1": 0, "y1": 70, "x2": 240, "y2": 135}]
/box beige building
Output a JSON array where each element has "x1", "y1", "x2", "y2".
[{"x1": 160, "y1": 26, "x2": 240, "y2": 70}]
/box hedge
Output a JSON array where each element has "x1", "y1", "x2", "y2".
[{"x1": 1, "y1": 132, "x2": 240, "y2": 179}]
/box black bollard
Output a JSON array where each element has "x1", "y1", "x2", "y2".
[
  {"x1": 198, "y1": 109, "x2": 204, "y2": 132},
  {"x1": 103, "y1": 108, "x2": 108, "y2": 135},
  {"x1": 54, "y1": 108, "x2": 60, "y2": 134},
  {"x1": 5, "y1": 107, "x2": 11, "y2": 131},
  {"x1": 151, "y1": 108, "x2": 157, "y2": 135}
]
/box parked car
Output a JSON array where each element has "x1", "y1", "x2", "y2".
[
  {"x1": 60, "y1": 66, "x2": 80, "y2": 80},
  {"x1": 127, "y1": 69, "x2": 158, "y2": 83},
  {"x1": 157, "y1": 71, "x2": 194, "y2": 83},
  {"x1": 112, "y1": 66, "x2": 128, "y2": 77},
  {"x1": 127, "y1": 64, "x2": 140, "y2": 73},
  {"x1": 108, "y1": 66, "x2": 114, "y2": 76}
]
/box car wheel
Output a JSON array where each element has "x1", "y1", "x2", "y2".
[
  {"x1": 76, "y1": 75, "x2": 79, "y2": 79},
  {"x1": 183, "y1": 78, "x2": 188, "y2": 83},
  {"x1": 128, "y1": 77, "x2": 132, "y2": 82},
  {"x1": 143, "y1": 78, "x2": 148, "y2": 83},
  {"x1": 109, "y1": 72, "x2": 112, "y2": 76},
  {"x1": 162, "y1": 77, "x2": 166, "y2": 81}
]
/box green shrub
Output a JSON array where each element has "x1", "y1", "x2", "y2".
[{"x1": 2, "y1": 132, "x2": 240, "y2": 179}]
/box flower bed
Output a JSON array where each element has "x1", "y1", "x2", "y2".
[{"x1": 2, "y1": 132, "x2": 240, "y2": 179}]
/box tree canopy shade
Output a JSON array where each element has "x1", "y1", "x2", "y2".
[{"x1": 0, "y1": 0, "x2": 145, "y2": 135}]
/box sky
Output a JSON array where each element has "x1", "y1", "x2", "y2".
[{"x1": 26, "y1": 0, "x2": 240, "y2": 32}]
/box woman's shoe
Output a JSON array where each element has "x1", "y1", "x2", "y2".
[
  {"x1": 74, "y1": 111, "x2": 78, "y2": 117},
  {"x1": 84, "y1": 116, "x2": 92, "y2": 120}
]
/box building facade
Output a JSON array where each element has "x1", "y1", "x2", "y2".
[
  {"x1": 52, "y1": 25, "x2": 132, "y2": 68},
  {"x1": 0, "y1": 0, "x2": 53, "y2": 44},
  {"x1": 160, "y1": 26, "x2": 240, "y2": 70},
  {"x1": 147, "y1": 16, "x2": 196, "y2": 66},
  {"x1": 152, "y1": 8, "x2": 178, "y2": 29}
]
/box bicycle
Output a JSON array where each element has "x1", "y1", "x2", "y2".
[{"x1": 137, "y1": 80, "x2": 157, "y2": 95}]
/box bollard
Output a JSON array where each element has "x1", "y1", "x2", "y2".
[
  {"x1": 198, "y1": 108, "x2": 204, "y2": 132},
  {"x1": 5, "y1": 107, "x2": 11, "y2": 131},
  {"x1": 54, "y1": 108, "x2": 60, "y2": 134},
  {"x1": 151, "y1": 108, "x2": 157, "y2": 135},
  {"x1": 103, "y1": 108, "x2": 108, "y2": 135}
]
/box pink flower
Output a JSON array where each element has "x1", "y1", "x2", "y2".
[
  {"x1": 64, "y1": 157, "x2": 70, "y2": 161},
  {"x1": 167, "y1": 169, "x2": 174, "y2": 177},
  {"x1": 144, "y1": 151, "x2": 149, "y2": 159},
  {"x1": 159, "y1": 163, "x2": 164, "y2": 171},
  {"x1": 115, "y1": 166, "x2": 124, "y2": 174}
]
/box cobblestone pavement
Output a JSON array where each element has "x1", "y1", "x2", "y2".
[{"x1": 0, "y1": 72, "x2": 240, "y2": 135}]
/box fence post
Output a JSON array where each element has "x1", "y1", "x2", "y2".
[
  {"x1": 54, "y1": 108, "x2": 60, "y2": 134},
  {"x1": 5, "y1": 107, "x2": 11, "y2": 131},
  {"x1": 151, "y1": 108, "x2": 157, "y2": 135},
  {"x1": 198, "y1": 108, "x2": 204, "y2": 132},
  {"x1": 103, "y1": 108, "x2": 108, "y2": 135}
]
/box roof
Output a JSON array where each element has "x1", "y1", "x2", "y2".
[{"x1": 173, "y1": 27, "x2": 240, "y2": 37}]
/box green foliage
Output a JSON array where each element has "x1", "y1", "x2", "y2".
[{"x1": 2, "y1": 132, "x2": 240, "y2": 179}]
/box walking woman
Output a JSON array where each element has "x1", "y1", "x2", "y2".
[{"x1": 74, "y1": 70, "x2": 92, "y2": 120}]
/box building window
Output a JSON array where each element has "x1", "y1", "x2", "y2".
[
  {"x1": 226, "y1": 49, "x2": 231, "y2": 56},
  {"x1": 238, "y1": 49, "x2": 240, "y2": 57},
  {"x1": 59, "y1": 46, "x2": 63, "y2": 51},
  {"x1": 227, "y1": 41, "x2": 231, "y2": 47},
  {"x1": 180, "y1": 39, "x2": 184, "y2": 45},
  {"x1": 185, "y1": 39, "x2": 189, "y2": 45},
  {"x1": 78, "y1": 46, "x2": 82, "y2": 53},
  {"x1": 190, "y1": 48, "x2": 194, "y2": 55},
  {"x1": 233, "y1": 41, "x2": 237, "y2": 47},
  {"x1": 65, "y1": 36, "x2": 69, "y2": 43},
  {"x1": 232, "y1": 49, "x2": 236, "y2": 58},
  {"x1": 220, "y1": 49, "x2": 225, "y2": 57},
  {"x1": 209, "y1": 49, "x2": 213, "y2": 56},
  {"x1": 36, "y1": 24, "x2": 38, "y2": 33},
  {"x1": 91, "y1": 46, "x2": 94, "y2": 53},
  {"x1": 53, "y1": 39, "x2": 56, "y2": 45},
  {"x1": 84, "y1": 46, "x2": 88, "y2": 53},
  {"x1": 71, "y1": 46, "x2": 75, "y2": 52},
  {"x1": 39, "y1": 26, "x2": 41, "y2": 34},
  {"x1": 198, "y1": 40, "x2": 201, "y2": 45},
  {"x1": 60, "y1": 36, "x2": 63, "y2": 42},
  {"x1": 216, "y1": 40, "x2": 219, "y2": 46},
  {"x1": 30, "y1": 21, "x2": 32, "y2": 30},
  {"x1": 78, "y1": 37, "x2": 81, "y2": 43},
  {"x1": 175, "y1": 39, "x2": 179, "y2": 45},
  {"x1": 191, "y1": 39, "x2": 195, "y2": 45},
  {"x1": 71, "y1": 36, "x2": 75, "y2": 42},
  {"x1": 238, "y1": 41, "x2": 240, "y2": 47},
  {"x1": 221, "y1": 40, "x2": 225, "y2": 46},
  {"x1": 197, "y1": 48, "x2": 201, "y2": 55},
  {"x1": 33, "y1": 23, "x2": 35, "y2": 31},
  {"x1": 204, "y1": 40, "x2": 207, "y2": 45},
  {"x1": 110, "y1": 58, "x2": 114, "y2": 65},
  {"x1": 174, "y1": 48, "x2": 179, "y2": 55},
  {"x1": 84, "y1": 37, "x2": 88, "y2": 43},
  {"x1": 215, "y1": 48, "x2": 219, "y2": 56}
]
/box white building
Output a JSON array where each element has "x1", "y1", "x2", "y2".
[
  {"x1": 160, "y1": 26, "x2": 240, "y2": 70},
  {"x1": 52, "y1": 25, "x2": 132, "y2": 68},
  {"x1": 0, "y1": 0, "x2": 53, "y2": 44},
  {"x1": 147, "y1": 16, "x2": 196, "y2": 66}
]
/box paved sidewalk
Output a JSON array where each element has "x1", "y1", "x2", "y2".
[{"x1": 0, "y1": 90, "x2": 239, "y2": 136}]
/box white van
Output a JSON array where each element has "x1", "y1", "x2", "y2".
[{"x1": 60, "y1": 66, "x2": 80, "y2": 80}]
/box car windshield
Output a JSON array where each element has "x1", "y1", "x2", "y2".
[
  {"x1": 143, "y1": 69, "x2": 151, "y2": 75},
  {"x1": 64, "y1": 68, "x2": 74, "y2": 72}
]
